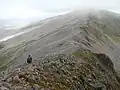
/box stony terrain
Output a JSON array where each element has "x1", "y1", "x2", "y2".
[
  {"x1": 0, "y1": 9, "x2": 120, "y2": 90},
  {"x1": 0, "y1": 51, "x2": 120, "y2": 90}
]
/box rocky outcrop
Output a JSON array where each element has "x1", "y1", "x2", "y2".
[{"x1": 0, "y1": 51, "x2": 120, "y2": 90}]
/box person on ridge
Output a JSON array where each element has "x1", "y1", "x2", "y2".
[{"x1": 27, "y1": 55, "x2": 32, "y2": 64}]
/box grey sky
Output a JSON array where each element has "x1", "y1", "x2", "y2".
[{"x1": 0, "y1": 0, "x2": 120, "y2": 19}]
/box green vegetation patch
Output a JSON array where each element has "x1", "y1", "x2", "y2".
[
  {"x1": 73, "y1": 51, "x2": 98, "y2": 65},
  {"x1": 111, "y1": 36, "x2": 120, "y2": 42},
  {"x1": 0, "y1": 55, "x2": 10, "y2": 71}
]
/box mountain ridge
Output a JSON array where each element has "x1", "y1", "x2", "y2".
[{"x1": 0, "y1": 9, "x2": 120, "y2": 89}]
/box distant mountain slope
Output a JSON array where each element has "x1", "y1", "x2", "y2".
[
  {"x1": 0, "y1": 9, "x2": 120, "y2": 73},
  {"x1": 0, "y1": 18, "x2": 31, "y2": 41}
]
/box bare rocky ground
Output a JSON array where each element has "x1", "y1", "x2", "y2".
[
  {"x1": 1, "y1": 51, "x2": 120, "y2": 90},
  {"x1": 0, "y1": 9, "x2": 120, "y2": 90}
]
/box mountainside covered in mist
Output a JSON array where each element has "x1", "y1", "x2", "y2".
[
  {"x1": 0, "y1": 9, "x2": 120, "y2": 89},
  {"x1": 0, "y1": 18, "x2": 32, "y2": 41}
]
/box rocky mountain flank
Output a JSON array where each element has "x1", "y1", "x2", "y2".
[
  {"x1": 1, "y1": 51, "x2": 120, "y2": 90},
  {"x1": 0, "y1": 9, "x2": 120, "y2": 89}
]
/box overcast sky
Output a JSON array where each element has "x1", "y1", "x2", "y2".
[{"x1": 0, "y1": 0, "x2": 120, "y2": 19}]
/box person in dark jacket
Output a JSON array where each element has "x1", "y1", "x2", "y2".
[{"x1": 27, "y1": 55, "x2": 32, "y2": 64}]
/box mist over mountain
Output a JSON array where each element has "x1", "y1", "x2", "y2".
[{"x1": 0, "y1": 9, "x2": 120, "y2": 89}]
